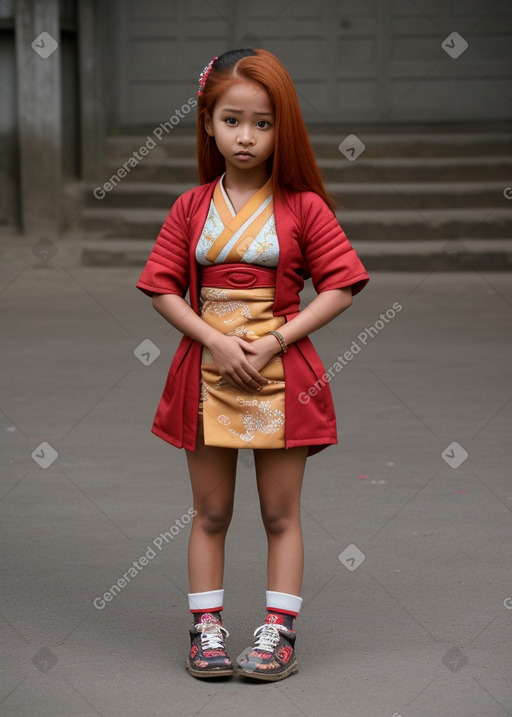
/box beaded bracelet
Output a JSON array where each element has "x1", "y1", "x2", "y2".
[{"x1": 268, "y1": 330, "x2": 288, "y2": 354}]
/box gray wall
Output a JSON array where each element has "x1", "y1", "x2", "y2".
[
  {"x1": 2, "y1": 0, "x2": 511, "y2": 232},
  {"x1": 105, "y1": 0, "x2": 512, "y2": 128}
]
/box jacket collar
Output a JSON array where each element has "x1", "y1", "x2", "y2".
[{"x1": 187, "y1": 176, "x2": 298, "y2": 316}]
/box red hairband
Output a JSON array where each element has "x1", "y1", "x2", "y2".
[{"x1": 197, "y1": 56, "x2": 218, "y2": 95}]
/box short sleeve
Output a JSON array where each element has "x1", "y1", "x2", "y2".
[
  {"x1": 136, "y1": 193, "x2": 191, "y2": 298},
  {"x1": 299, "y1": 192, "x2": 369, "y2": 296}
]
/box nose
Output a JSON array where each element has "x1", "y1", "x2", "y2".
[{"x1": 237, "y1": 125, "x2": 255, "y2": 145}]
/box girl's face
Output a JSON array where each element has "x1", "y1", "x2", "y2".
[{"x1": 205, "y1": 80, "x2": 275, "y2": 175}]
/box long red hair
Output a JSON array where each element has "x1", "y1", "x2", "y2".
[{"x1": 196, "y1": 48, "x2": 336, "y2": 212}]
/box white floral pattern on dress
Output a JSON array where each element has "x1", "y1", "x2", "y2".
[
  {"x1": 229, "y1": 398, "x2": 285, "y2": 442},
  {"x1": 195, "y1": 176, "x2": 279, "y2": 267}
]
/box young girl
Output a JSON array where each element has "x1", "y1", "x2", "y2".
[{"x1": 136, "y1": 48, "x2": 369, "y2": 682}]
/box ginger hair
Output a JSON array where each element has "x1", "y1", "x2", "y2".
[{"x1": 196, "y1": 48, "x2": 336, "y2": 212}]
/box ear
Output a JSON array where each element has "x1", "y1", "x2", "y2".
[{"x1": 204, "y1": 113, "x2": 214, "y2": 137}]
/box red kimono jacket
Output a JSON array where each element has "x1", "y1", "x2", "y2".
[{"x1": 136, "y1": 176, "x2": 369, "y2": 456}]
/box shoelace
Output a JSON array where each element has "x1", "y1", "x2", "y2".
[
  {"x1": 194, "y1": 619, "x2": 229, "y2": 651},
  {"x1": 252, "y1": 622, "x2": 286, "y2": 652}
]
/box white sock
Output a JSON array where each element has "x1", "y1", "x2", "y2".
[
  {"x1": 188, "y1": 588, "x2": 224, "y2": 613},
  {"x1": 266, "y1": 590, "x2": 303, "y2": 616}
]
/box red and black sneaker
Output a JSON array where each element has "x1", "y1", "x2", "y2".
[
  {"x1": 186, "y1": 613, "x2": 234, "y2": 678},
  {"x1": 236, "y1": 613, "x2": 298, "y2": 681}
]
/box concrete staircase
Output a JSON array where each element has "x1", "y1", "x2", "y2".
[{"x1": 68, "y1": 124, "x2": 512, "y2": 270}]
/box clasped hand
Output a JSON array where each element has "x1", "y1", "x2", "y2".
[{"x1": 206, "y1": 334, "x2": 279, "y2": 392}]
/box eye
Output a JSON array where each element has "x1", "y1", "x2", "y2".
[
  {"x1": 224, "y1": 117, "x2": 238, "y2": 126},
  {"x1": 256, "y1": 120, "x2": 271, "y2": 129}
]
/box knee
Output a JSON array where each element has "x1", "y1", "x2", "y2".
[
  {"x1": 194, "y1": 505, "x2": 232, "y2": 535},
  {"x1": 260, "y1": 507, "x2": 296, "y2": 535}
]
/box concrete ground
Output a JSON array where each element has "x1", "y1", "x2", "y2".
[{"x1": 1, "y1": 233, "x2": 511, "y2": 717}]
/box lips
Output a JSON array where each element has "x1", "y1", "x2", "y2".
[{"x1": 235, "y1": 151, "x2": 254, "y2": 157}]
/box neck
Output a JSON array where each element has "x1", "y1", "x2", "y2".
[{"x1": 222, "y1": 164, "x2": 271, "y2": 192}]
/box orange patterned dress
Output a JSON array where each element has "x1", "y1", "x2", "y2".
[{"x1": 196, "y1": 174, "x2": 286, "y2": 449}]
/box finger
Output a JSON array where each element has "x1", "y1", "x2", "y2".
[
  {"x1": 222, "y1": 376, "x2": 246, "y2": 391},
  {"x1": 249, "y1": 364, "x2": 269, "y2": 384},
  {"x1": 238, "y1": 340, "x2": 258, "y2": 354},
  {"x1": 222, "y1": 368, "x2": 264, "y2": 392},
  {"x1": 220, "y1": 367, "x2": 257, "y2": 391},
  {"x1": 237, "y1": 366, "x2": 268, "y2": 390},
  {"x1": 239, "y1": 359, "x2": 267, "y2": 381}
]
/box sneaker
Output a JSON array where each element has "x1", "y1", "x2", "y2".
[
  {"x1": 186, "y1": 613, "x2": 234, "y2": 678},
  {"x1": 236, "y1": 614, "x2": 298, "y2": 681}
]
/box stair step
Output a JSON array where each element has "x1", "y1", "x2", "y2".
[
  {"x1": 100, "y1": 156, "x2": 512, "y2": 184},
  {"x1": 85, "y1": 180, "x2": 510, "y2": 211},
  {"x1": 76, "y1": 206, "x2": 512, "y2": 242},
  {"x1": 105, "y1": 131, "x2": 512, "y2": 159},
  {"x1": 78, "y1": 237, "x2": 512, "y2": 271},
  {"x1": 74, "y1": 124, "x2": 512, "y2": 269},
  {"x1": 356, "y1": 239, "x2": 512, "y2": 270}
]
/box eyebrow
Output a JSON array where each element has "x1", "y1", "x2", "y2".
[{"x1": 219, "y1": 108, "x2": 274, "y2": 116}]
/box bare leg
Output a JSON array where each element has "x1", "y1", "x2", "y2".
[
  {"x1": 253, "y1": 446, "x2": 308, "y2": 596},
  {"x1": 185, "y1": 412, "x2": 238, "y2": 593}
]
